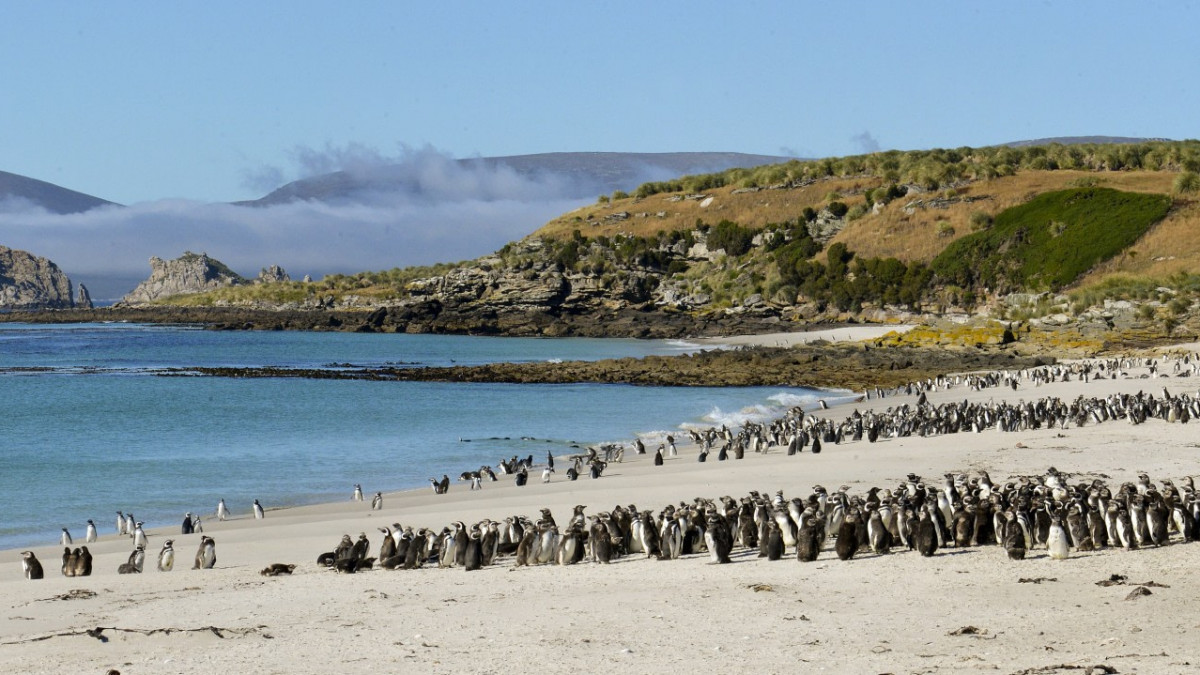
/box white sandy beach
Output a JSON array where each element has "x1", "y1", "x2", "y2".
[{"x1": 3, "y1": 334, "x2": 1200, "y2": 674}]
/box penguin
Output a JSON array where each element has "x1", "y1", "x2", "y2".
[
  {"x1": 60, "y1": 527, "x2": 72, "y2": 546},
  {"x1": 1047, "y1": 514, "x2": 1070, "y2": 560},
  {"x1": 916, "y1": 510, "x2": 938, "y2": 557},
  {"x1": 158, "y1": 540, "x2": 175, "y2": 571},
  {"x1": 371, "y1": 492, "x2": 383, "y2": 511},
  {"x1": 116, "y1": 511, "x2": 127, "y2": 535},
  {"x1": 1003, "y1": 519, "x2": 1026, "y2": 560},
  {"x1": 515, "y1": 469, "x2": 529, "y2": 486},
  {"x1": 404, "y1": 530, "x2": 427, "y2": 570},
  {"x1": 125, "y1": 513, "x2": 135, "y2": 536},
  {"x1": 514, "y1": 528, "x2": 537, "y2": 567},
  {"x1": 217, "y1": 499, "x2": 229, "y2": 521},
  {"x1": 193, "y1": 536, "x2": 217, "y2": 569},
  {"x1": 118, "y1": 546, "x2": 144, "y2": 574},
  {"x1": 20, "y1": 551, "x2": 44, "y2": 579},
  {"x1": 253, "y1": 499, "x2": 265, "y2": 519},
  {"x1": 704, "y1": 512, "x2": 733, "y2": 564},
  {"x1": 590, "y1": 520, "x2": 614, "y2": 564},
  {"x1": 133, "y1": 522, "x2": 147, "y2": 550},
  {"x1": 85, "y1": 520, "x2": 97, "y2": 543},
  {"x1": 182, "y1": 513, "x2": 194, "y2": 535},
  {"x1": 835, "y1": 512, "x2": 860, "y2": 560},
  {"x1": 542, "y1": 466, "x2": 554, "y2": 483},
  {"x1": 260, "y1": 563, "x2": 296, "y2": 576},
  {"x1": 765, "y1": 520, "x2": 784, "y2": 561},
  {"x1": 654, "y1": 447, "x2": 664, "y2": 466},
  {"x1": 193, "y1": 516, "x2": 204, "y2": 533},
  {"x1": 353, "y1": 484, "x2": 364, "y2": 502},
  {"x1": 74, "y1": 547, "x2": 92, "y2": 577},
  {"x1": 350, "y1": 533, "x2": 370, "y2": 562},
  {"x1": 62, "y1": 547, "x2": 77, "y2": 577},
  {"x1": 796, "y1": 522, "x2": 821, "y2": 562},
  {"x1": 132, "y1": 545, "x2": 146, "y2": 573}
]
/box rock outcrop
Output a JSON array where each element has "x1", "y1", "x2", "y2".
[
  {"x1": 119, "y1": 252, "x2": 246, "y2": 305},
  {"x1": 256, "y1": 265, "x2": 290, "y2": 284},
  {"x1": 76, "y1": 283, "x2": 93, "y2": 309},
  {"x1": 0, "y1": 245, "x2": 78, "y2": 310}
]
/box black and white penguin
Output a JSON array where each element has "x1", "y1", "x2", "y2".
[
  {"x1": 60, "y1": 528, "x2": 72, "y2": 546},
  {"x1": 21, "y1": 551, "x2": 44, "y2": 580},
  {"x1": 193, "y1": 536, "x2": 216, "y2": 569},
  {"x1": 1047, "y1": 513, "x2": 1070, "y2": 560},
  {"x1": 133, "y1": 522, "x2": 147, "y2": 550},
  {"x1": 118, "y1": 546, "x2": 144, "y2": 574},
  {"x1": 217, "y1": 499, "x2": 229, "y2": 521},
  {"x1": 253, "y1": 500, "x2": 265, "y2": 519},
  {"x1": 654, "y1": 447, "x2": 664, "y2": 466},
  {"x1": 371, "y1": 492, "x2": 383, "y2": 511},
  {"x1": 704, "y1": 512, "x2": 733, "y2": 564},
  {"x1": 116, "y1": 511, "x2": 127, "y2": 536},
  {"x1": 353, "y1": 484, "x2": 364, "y2": 502},
  {"x1": 514, "y1": 468, "x2": 529, "y2": 487},
  {"x1": 74, "y1": 547, "x2": 92, "y2": 577},
  {"x1": 158, "y1": 540, "x2": 175, "y2": 571},
  {"x1": 85, "y1": 520, "x2": 97, "y2": 543},
  {"x1": 182, "y1": 513, "x2": 194, "y2": 535}
]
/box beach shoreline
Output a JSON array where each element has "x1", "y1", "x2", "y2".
[{"x1": 4, "y1": 334, "x2": 1200, "y2": 673}]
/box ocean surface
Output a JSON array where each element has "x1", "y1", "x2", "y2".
[{"x1": 0, "y1": 323, "x2": 840, "y2": 550}]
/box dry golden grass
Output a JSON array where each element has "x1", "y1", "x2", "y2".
[
  {"x1": 536, "y1": 170, "x2": 1199, "y2": 291},
  {"x1": 536, "y1": 177, "x2": 882, "y2": 240}
]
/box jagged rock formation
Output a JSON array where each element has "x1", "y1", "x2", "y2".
[
  {"x1": 0, "y1": 245, "x2": 78, "y2": 310},
  {"x1": 256, "y1": 265, "x2": 290, "y2": 284},
  {"x1": 119, "y1": 252, "x2": 246, "y2": 305},
  {"x1": 76, "y1": 283, "x2": 93, "y2": 309}
]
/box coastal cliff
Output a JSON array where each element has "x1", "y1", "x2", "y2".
[{"x1": 0, "y1": 245, "x2": 85, "y2": 310}]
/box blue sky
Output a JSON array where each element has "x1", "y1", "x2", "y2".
[
  {"x1": 4, "y1": 1, "x2": 1195, "y2": 204},
  {"x1": 0, "y1": 2, "x2": 1197, "y2": 299}
]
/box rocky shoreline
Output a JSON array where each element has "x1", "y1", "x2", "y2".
[
  {"x1": 0, "y1": 304, "x2": 823, "y2": 339},
  {"x1": 165, "y1": 343, "x2": 1052, "y2": 391}
]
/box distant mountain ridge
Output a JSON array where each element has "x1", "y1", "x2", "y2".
[
  {"x1": 0, "y1": 138, "x2": 1175, "y2": 213},
  {"x1": 233, "y1": 152, "x2": 796, "y2": 207},
  {"x1": 0, "y1": 170, "x2": 117, "y2": 214}
]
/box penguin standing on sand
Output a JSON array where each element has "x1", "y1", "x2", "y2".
[
  {"x1": 62, "y1": 547, "x2": 77, "y2": 577},
  {"x1": 85, "y1": 520, "x2": 97, "y2": 543},
  {"x1": 217, "y1": 499, "x2": 229, "y2": 521},
  {"x1": 116, "y1": 511, "x2": 126, "y2": 535},
  {"x1": 133, "y1": 522, "x2": 147, "y2": 549},
  {"x1": 796, "y1": 522, "x2": 820, "y2": 562},
  {"x1": 60, "y1": 528, "x2": 72, "y2": 546},
  {"x1": 353, "y1": 484, "x2": 364, "y2": 502},
  {"x1": 74, "y1": 547, "x2": 92, "y2": 577},
  {"x1": 654, "y1": 446, "x2": 664, "y2": 466},
  {"x1": 916, "y1": 510, "x2": 939, "y2": 557},
  {"x1": 253, "y1": 500, "x2": 265, "y2": 520},
  {"x1": 158, "y1": 540, "x2": 175, "y2": 571},
  {"x1": 182, "y1": 513, "x2": 194, "y2": 535},
  {"x1": 21, "y1": 551, "x2": 44, "y2": 579},
  {"x1": 836, "y1": 512, "x2": 860, "y2": 560},
  {"x1": 193, "y1": 536, "x2": 216, "y2": 569},
  {"x1": 704, "y1": 512, "x2": 733, "y2": 564},
  {"x1": 371, "y1": 492, "x2": 383, "y2": 510}
]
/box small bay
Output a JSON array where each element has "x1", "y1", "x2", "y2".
[{"x1": 0, "y1": 323, "x2": 835, "y2": 549}]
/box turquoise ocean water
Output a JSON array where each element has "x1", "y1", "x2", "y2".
[{"x1": 0, "y1": 323, "x2": 837, "y2": 550}]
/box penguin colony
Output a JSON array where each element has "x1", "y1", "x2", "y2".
[
  {"x1": 311, "y1": 466, "x2": 1199, "y2": 575},
  {"x1": 20, "y1": 354, "x2": 1200, "y2": 578}
]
